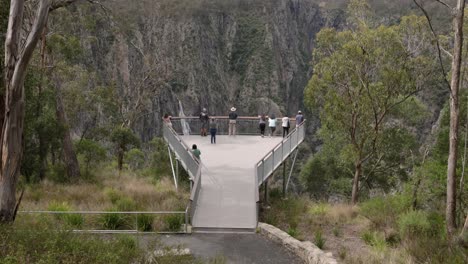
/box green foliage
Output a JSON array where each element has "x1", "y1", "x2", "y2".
[
  {"x1": 22, "y1": 69, "x2": 65, "y2": 183},
  {"x1": 149, "y1": 137, "x2": 172, "y2": 177},
  {"x1": 115, "y1": 197, "x2": 137, "y2": 211},
  {"x1": 137, "y1": 214, "x2": 154, "y2": 231},
  {"x1": 125, "y1": 148, "x2": 145, "y2": 171},
  {"x1": 0, "y1": 222, "x2": 143, "y2": 263},
  {"x1": 165, "y1": 214, "x2": 184, "y2": 231},
  {"x1": 75, "y1": 139, "x2": 107, "y2": 176},
  {"x1": 48, "y1": 34, "x2": 83, "y2": 63},
  {"x1": 287, "y1": 227, "x2": 299, "y2": 238},
  {"x1": 111, "y1": 127, "x2": 140, "y2": 170},
  {"x1": 99, "y1": 210, "x2": 129, "y2": 230},
  {"x1": 47, "y1": 164, "x2": 68, "y2": 183},
  {"x1": 360, "y1": 230, "x2": 387, "y2": 252},
  {"x1": 47, "y1": 202, "x2": 83, "y2": 228},
  {"x1": 314, "y1": 230, "x2": 326, "y2": 249},
  {"x1": 360, "y1": 194, "x2": 411, "y2": 227},
  {"x1": 305, "y1": 12, "x2": 435, "y2": 200},
  {"x1": 104, "y1": 187, "x2": 122, "y2": 204},
  {"x1": 111, "y1": 128, "x2": 140, "y2": 150},
  {"x1": 397, "y1": 210, "x2": 431, "y2": 239},
  {"x1": 300, "y1": 153, "x2": 352, "y2": 199}
]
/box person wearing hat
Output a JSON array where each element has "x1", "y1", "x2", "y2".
[
  {"x1": 199, "y1": 108, "x2": 209, "y2": 136},
  {"x1": 295, "y1": 110, "x2": 304, "y2": 127},
  {"x1": 228, "y1": 107, "x2": 238, "y2": 136}
]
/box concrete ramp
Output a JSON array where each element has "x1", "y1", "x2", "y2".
[{"x1": 181, "y1": 135, "x2": 282, "y2": 232}]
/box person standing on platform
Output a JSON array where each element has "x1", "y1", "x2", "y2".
[
  {"x1": 268, "y1": 114, "x2": 277, "y2": 137},
  {"x1": 295, "y1": 110, "x2": 304, "y2": 127},
  {"x1": 282, "y1": 115, "x2": 290, "y2": 137},
  {"x1": 192, "y1": 144, "x2": 201, "y2": 160},
  {"x1": 163, "y1": 114, "x2": 172, "y2": 128},
  {"x1": 200, "y1": 108, "x2": 209, "y2": 137},
  {"x1": 259, "y1": 114, "x2": 266, "y2": 138},
  {"x1": 209, "y1": 118, "x2": 218, "y2": 144},
  {"x1": 228, "y1": 107, "x2": 238, "y2": 136}
]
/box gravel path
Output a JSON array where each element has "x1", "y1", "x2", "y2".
[{"x1": 141, "y1": 233, "x2": 304, "y2": 264}]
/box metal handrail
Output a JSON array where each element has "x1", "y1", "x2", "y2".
[
  {"x1": 254, "y1": 121, "x2": 306, "y2": 201},
  {"x1": 163, "y1": 123, "x2": 203, "y2": 230},
  {"x1": 18, "y1": 210, "x2": 188, "y2": 234}
]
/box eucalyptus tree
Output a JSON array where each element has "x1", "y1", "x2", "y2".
[
  {"x1": 0, "y1": 0, "x2": 89, "y2": 222},
  {"x1": 305, "y1": 18, "x2": 430, "y2": 204}
]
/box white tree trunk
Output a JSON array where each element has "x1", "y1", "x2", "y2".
[{"x1": 446, "y1": 0, "x2": 466, "y2": 236}]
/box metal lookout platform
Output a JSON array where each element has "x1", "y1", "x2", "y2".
[{"x1": 163, "y1": 117, "x2": 305, "y2": 233}]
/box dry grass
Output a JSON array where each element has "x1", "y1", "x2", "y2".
[{"x1": 20, "y1": 167, "x2": 189, "y2": 212}]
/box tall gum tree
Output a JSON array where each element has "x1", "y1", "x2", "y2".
[
  {"x1": 305, "y1": 4, "x2": 432, "y2": 204},
  {"x1": 413, "y1": 0, "x2": 466, "y2": 237},
  {"x1": 0, "y1": 0, "x2": 82, "y2": 222}
]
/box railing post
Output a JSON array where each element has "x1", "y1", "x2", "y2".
[
  {"x1": 185, "y1": 210, "x2": 189, "y2": 233},
  {"x1": 283, "y1": 159, "x2": 287, "y2": 197}
]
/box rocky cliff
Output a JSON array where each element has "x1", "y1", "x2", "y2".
[{"x1": 49, "y1": 0, "x2": 343, "y2": 140}]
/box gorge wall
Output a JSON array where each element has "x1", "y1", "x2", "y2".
[{"x1": 50, "y1": 0, "x2": 344, "y2": 140}]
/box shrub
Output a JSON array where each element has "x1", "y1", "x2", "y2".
[
  {"x1": 308, "y1": 203, "x2": 330, "y2": 217},
  {"x1": 47, "y1": 201, "x2": 84, "y2": 228},
  {"x1": 361, "y1": 230, "x2": 387, "y2": 252},
  {"x1": 115, "y1": 197, "x2": 137, "y2": 211},
  {"x1": 47, "y1": 163, "x2": 68, "y2": 183},
  {"x1": 165, "y1": 214, "x2": 183, "y2": 231},
  {"x1": 0, "y1": 222, "x2": 143, "y2": 263},
  {"x1": 360, "y1": 194, "x2": 411, "y2": 227},
  {"x1": 75, "y1": 139, "x2": 106, "y2": 176},
  {"x1": 137, "y1": 214, "x2": 154, "y2": 232},
  {"x1": 314, "y1": 230, "x2": 326, "y2": 249},
  {"x1": 104, "y1": 187, "x2": 122, "y2": 204},
  {"x1": 64, "y1": 214, "x2": 84, "y2": 228},
  {"x1": 125, "y1": 148, "x2": 145, "y2": 171},
  {"x1": 287, "y1": 227, "x2": 299, "y2": 238},
  {"x1": 397, "y1": 210, "x2": 431, "y2": 239},
  {"x1": 100, "y1": 209, "x2": 129, "y2": 230}
]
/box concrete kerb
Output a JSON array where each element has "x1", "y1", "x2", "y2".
[{"x1": 257, "y1": 222, "x2": 338, "y2": 264}]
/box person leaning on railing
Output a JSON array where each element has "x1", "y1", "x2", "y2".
[
  {"x1": 295, "y1": 110, "x2": 304, "y2": 127},
  {"x1": 228, "y1": 107, "x2": 238, "y2": 136},
  {"x1": 163, "y1": 113, "x2": 173, "y2": 127},
  {"x1": 259, "y1": 114, "x2": 267, "y2": 138}
]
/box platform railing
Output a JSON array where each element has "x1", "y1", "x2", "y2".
[
  {"x1": 169, "y1": 116, "x2": 297, "y2": 136},
  {"x1": 254, "y1": 121, "x2": 305, "y2": 201},
  {"x1": 17, "y1": 210, "x2": 189, "y2": 233},
  {"x1": 163, "y1": 124, "x2": 202, "y2": 227}
]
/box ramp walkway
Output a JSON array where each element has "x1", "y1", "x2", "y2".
[{"x1": 163, "y1": 117, "x2": 305, "y2": 233}]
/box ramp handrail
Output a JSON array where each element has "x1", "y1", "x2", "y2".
[
  {"x1": 163, "y1": 124, "x2": 202, "y2": 226},
  {"x1": 254, "y1": 121, "x2": 306, "y2": 201}
]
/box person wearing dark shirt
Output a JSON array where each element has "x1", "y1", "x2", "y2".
[
  {"x1": 295, "y1": 110, "x2": 304, "y2": 127},
  {"x1": 199, "y1": 108, "x2": 209, "y2": 137},
  {"x1": 228, "y1": 107, "x2": 238, "y2": 136},
  {"x1": 259, "y1": 114, "x2": 266, "y2": 138},
  {"x1": 209, "y1": 118, "x2": 218, "y2": 144}
]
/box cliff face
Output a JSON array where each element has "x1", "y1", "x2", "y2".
[{"x1": 50, "y1": 0, "x2": 342, "y2": 140}]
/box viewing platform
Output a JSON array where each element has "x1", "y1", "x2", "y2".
[{"x1": 163, "y1": 117, "x2": 305, "y2": 233}]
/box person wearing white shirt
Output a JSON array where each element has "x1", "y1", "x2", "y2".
[
  {"x1": 268, "y1": 114, "x2": 277, "y2": 137},
  {"x1": 282, "y1": 116, "x2": 290, "y2": 137}
]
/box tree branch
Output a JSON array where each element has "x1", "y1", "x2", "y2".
[
  {"x1": 434, "y1": 0, "x2": 453, "y2": 10},
  {"x1": 10, "y1": 0, "x2": 50, "y2": 97},
  {"x1": 413, "y1": 0, "x2": 453, "y2": 95}
]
